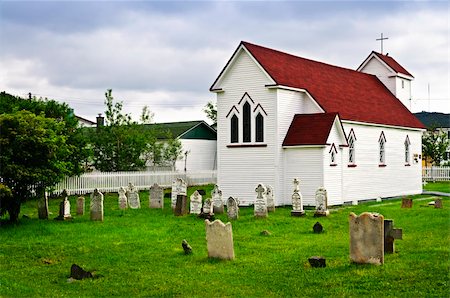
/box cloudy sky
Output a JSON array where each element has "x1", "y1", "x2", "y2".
[{"x1": 1, "y1": 1, "x2": 448, "y2": 123}]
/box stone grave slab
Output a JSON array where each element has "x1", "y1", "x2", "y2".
[
  {"x1": 266, "y1": 185, "x2": 275, "y2": 212},
  {"x1": 349, "y1": 212, "x2": 384, "y2": 265},
  {"x1": 76, "y1": 196, "x2": 85, "y2": 216},
  {"x1": 171, "y1": 178, "x2": 187, "y2": 209},
  {"x1": 205, "y1": 219, "x2": 235, "y2": 260},
  {"x1": 227, "y1": 197, "x2": 239, "y2": 220},
  {"x1": 55, "y1": 190, "x2": 72, "y2": 220},
  {"x1": 254, "y1": 183, "x2": 268, "y2": 218},
  {"x1": 38, "y1": 192, "x2": 49, "y2": 220},
  {"x1": 314, "y1": 187, "x2": 330, "y2": 217},
  {"x1": 149, "y1": 183, "x2": 164, "y2": 209},
  {"x1": 118, "y1": 186, "x2": 128, "y2": 210},
  {"x1": 291, "y1": 178, "x2": 305, "y2": 217},
  {"x1": 90, "y1": 189, "x2": 104, "y2": 221},
  {"x1": 190, "y1": 190, "x2": 202, "y2": 215},
  {"x1": 434, "y1": 198, "x2": 443, "y2": 209},
  {"x1": 401, "y1": 198, "x2": 413, "y2": 208},
  {"x1": 126, "y1": 183, "x2": 141, "y2": 209},
  {"x1": 212, "y1": 185, "x2": 224, "y2": 214},
  {"x1": 174, "y1": 195, "x2": 188, "y2": 216}
]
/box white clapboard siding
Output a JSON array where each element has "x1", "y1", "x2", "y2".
[
  {"x1": 215, "y1": 48, "x2": 278, "y2": 205},
  {"x1": 359, "y1": 58, "x2": 396, "y2": 96},
  {"x1": 52, "y1": 170, "x2": 217, "y2": 195},
  {"x1": 341, "y1": 123, "x2": 422, "y2": 202},
  {"x1": 175, "y1": 139, "x2": 217, "y2": 172}
]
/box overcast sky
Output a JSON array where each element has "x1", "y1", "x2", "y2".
[{"x1": 1, "y1": 1, "x2": 448, "y2": 123}]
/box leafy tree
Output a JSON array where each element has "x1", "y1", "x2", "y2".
[
  {"x1": 422, "y1": 127, "x2": 450, "y2": 166},
  {"x1": 162, "y1": 137, "x2": 183, "y2": 170},
  {"x1": 203, "y1": 101, "x2": 217, "y2": 125},
  {"x1": 0, "y1": 111, "x2": 72, "y2": 222}
]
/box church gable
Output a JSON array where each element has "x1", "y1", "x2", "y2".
[{"x1": 358, "y1": 51, "x2": 413, "y2": 79}]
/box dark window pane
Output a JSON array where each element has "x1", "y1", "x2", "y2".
[
  {"x1": 243, "y1": 102, "x2": 251, "y2": 142},
  {"x1": 231, "y1": 115, "x2": 238, "y2": 143},
  {"x1": 256, "y1": 113, "x2": 264, "y2": 142}
]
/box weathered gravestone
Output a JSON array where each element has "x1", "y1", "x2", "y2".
[
  {"x1": 349, "y1": 212, "x2": 384, "y2": 265},
  {"x1": 90, "y1": 189, "x2": 104, "y2": 221},
  {"x1": 70, "y1": 264, "x2": 93, "y2": 280},
  {"x1": 76, "y1": 196, "x2": 85, "y2": 216},
  {"x1": 434, "y1": 198, "x2": 443, "y2": 209},
  {"x1": 254, "y1": 183, "x2": 268, "y2": 218},
  {"x1": 199, "y1": 198, "x2": 214, "y2": 220},
  {"x1": 266, "y1": 185, "x2": 275, "y2": 212},
  {"x1": 227, "y1": 197, "x2": 239, "y2": 220},
  {"x1": 314, "y1": 187, "x2": 330, "y2": 217},
  {"x1": 118, "y1": 187, "x2": 128, "y2": 210},
  {"x1": 190, "y1": 190, "x2": 202, "y2": 215},
  {"x1": 401, "y1": 198, "x2": 413, "y2": 208},
  {"x1": 171, "y1": 178, "x2": 187, "y2": 209},
  {"x1": 55, "y1": 190, "x2": 72, "y2": 220},
  {"x1": 37, "y1": 191, "x2": 49, "y2": 220},
  {"x1": 291, "y1": 178, "x2": 305, "y2": 217},
  {"x1": 126, "y1": 183, "x2": 141, "y2": 209},
  {"x1": 313, "y1": 222, "x2": 323, "y2": 234},
  {"x1": 182, "y1": 239, "x2": 192, "y2": 255},
  {"x1": 212, "y1": 184, "x2": 224, "y2": 214},
  {"x1": 174, "y1": 195, "x2": 188, "y2": 216},
  {"x1": 149, "y1": 183, "x2": 164, "y2": 209},
  {"x1": 384, "y1": 219, "x2": 402, "y2": 254},
  {"x1": 205, "y1": 219, "x2": 235, "y2": 260},
  {"x1": 308, "y1": 256, "x2": 326, "y2": 268}
]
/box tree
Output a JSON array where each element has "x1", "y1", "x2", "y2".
[
  {"x1": 0, "y1": 111, "x2": 72, "y2": 222},
  {"x1": 203, "y1": 101, "x2": 217, "y2": 125},
  {"x1": 422, "y1": 127, "x2": 450, "y2": 166}
]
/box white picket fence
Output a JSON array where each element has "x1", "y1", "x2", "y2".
[
  {"x1": 52, "y1": 170, "x2": 217, "y2": 195},
  {"x1": 422, "y1": 167, "x2": 450, "y2": 181}
]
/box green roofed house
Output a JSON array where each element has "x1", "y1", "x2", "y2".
[{"x1": 147, "y1": 120, "x2": 217, "y2": 171}]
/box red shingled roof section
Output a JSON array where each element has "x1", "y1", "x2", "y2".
[
  {"x1": 373, "y1": 51, "x2": 413, "y2": 77},
  {"x1": 242, "y1": 41, "x2": 424, "y2": 129},
  {"x1": 283, "y1": 113, "x2": 338, "y2": 146}
]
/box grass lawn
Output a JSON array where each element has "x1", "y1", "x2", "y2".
[
  {"x1": 423, "y1": 181, "x2": 450, "y2": 193},
  {"x1": 1, "y1": 186, "x2": 449, "y2": 297}
]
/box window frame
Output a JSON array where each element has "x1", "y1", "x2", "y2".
[
  {"x1": 255, "y1": 112, "x2": 264, "y2": 143},
  {"x1": 230, "y1": 114, "x2": 239, "y2": 144},
  {"x1": 242, "y1": 101, "x2": 251, "y2": 143},
  {"x1": 378, "y1": 131, "x2": 386, "y2": 166},
  {"x1": 347, "y1": 129, "x2": 356, "y2": 166},
  {"x1": 404, "y1": 135, "x2": 411, "y2": 165}
]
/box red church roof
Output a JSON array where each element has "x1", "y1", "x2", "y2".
[
  {"x1": 372, "y1": 51, "x2": 413, "y2": 77},
  {"x1": 241, "y1": 41, "x2": 424, "y2": 129},
  {"x1": 283, "y1": 113, "x2": 340, "y2": 146}
]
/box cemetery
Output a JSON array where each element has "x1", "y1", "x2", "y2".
[{"x1": 0, "y1": 182, "x2": 448, "y2": 297}]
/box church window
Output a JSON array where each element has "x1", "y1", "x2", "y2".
[
  {"x1": 402, "y1": 80, "x2": 405, "y2": 89},
  {"x1": 255, "y1": 113, "x2": 264, "y2": 142},
  {"x1": 230, "y1": 114, "x2": 238, "y2": 143},
  {"x1": 348, "y1": 131, "x2": 356, "y2": 165},
  {"x1": 329, "y1": 144, "x2": 337, "y2": 166},
  {"x1": 243, "y1": 102, "x2": 251, "y2": 143},
  {"x1": 404, "y1": 136, "x2": 410, "y2": 164},
  {"x1": 379, "y1": 132, "x2": 386, "y2": 165}
]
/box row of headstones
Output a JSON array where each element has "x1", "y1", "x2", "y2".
[
  {"x1": 204, "y1": 212, "x2": 404, "y2": 265},
  {"x1": 401, "y1": 197, "x2": 443, "y2": 208}
]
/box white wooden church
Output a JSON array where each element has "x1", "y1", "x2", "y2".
[{"x1": 210, "y1": 41, "x2": 425, "y2": 206}]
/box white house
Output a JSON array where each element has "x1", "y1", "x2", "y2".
[{"x1": 210, "y1": 41, "x2": 425, "y2": 206}]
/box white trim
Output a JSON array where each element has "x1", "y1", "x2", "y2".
[
  {"x1": 341, "y1": 119, "x2": 425, "y2": 132},
  {"x1": 388, "y1": 73, "x2": 414, "y2": 80},
  {"x1": 266, "y1": 84, "x2": 325, "y2": 113}
]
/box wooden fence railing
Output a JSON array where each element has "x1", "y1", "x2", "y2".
[{"x1": 422, "y1": 167, "x2": 450, "y2": 181}]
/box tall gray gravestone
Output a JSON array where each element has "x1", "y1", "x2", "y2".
[
  {"x1": 126, "y1": 183, "x2": 141, "y2": 209},
  {"x1": 149, "y1": 183, "x2": 164, "y2": 209},
  {"x1": 118, "y1": 186, "x2": 128, "y2": 210},
  {"x1": 171, "y1": 178, "x2": 187, "y2": 209},
  {"x1": 266, "y1": 185, "x2": 275, "y2": 212},
  {"x1": 76, "y1": 196, "x2": 85, "y2": 216},
  {"x1": 212, "y1": 184, "x2": 224, "y2": 214},
  {"x1": 291, "y1": 178, "x2": 305, "y2": 216},
  {"x1": 227, "y1": 197, "x2": 239, "y2": 220},
  {"x1": 349, "y1": 212, "x2": 384, "y2": 265},
  {"x1": 314, "y1": 187, "x2": 329, "y2": 217},
  {"x1": 55, "y1": 189, "x2": 72, "y2": 220},
  {"x1": 90, "y1": 189, "x2": 104, "y2": 221},
  {"x1": 205, "y1": 219, "x2": 235, "y2": 260},
  {"x1": 203, "y1": 198, "x2": 214, "y2": 216},
  {"x1": 37, "y1": 191, "x2": 49, "y2": 220},
  {"x1": 254, "y1": 183, "x2": 268, "y2": 218},
  {"x1": 190, "y1": 190, "x2": 202, "y2": 215}
]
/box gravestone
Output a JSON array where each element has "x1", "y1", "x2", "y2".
[
  {"x1": 291, "y1": 178, "x2": 305, "y2": 216},
  {"x1": 118, "y1": 187, "x2": 128, "y2": 210},
  {"x1": 190, "y1": 190, "x2": 202, "y2": 215},
  {"x1": 227, "y1": 197, "x2": 239, "y2": 220},
  {"x1": 174, "y1": 195, "x2": 188, "y2": 216},
  {"x1": 90, "y1": 189, "x2": 104, "y2": 221},
  {"x1": 182, "y1": 239, "x2": 192, "y2": 255},
  {"x1": 171, "y1": 178, "x2": 187, "y2": 209},
  {"x1": 126, "y1": 183, "x2": 141, "y2": 209},
  {"x1": 314, "y1": 187, "x2": 330, "y2": 217},
  {"x1": 266, "y1": 185, "x2": 275, "y2": 212},
  {"x1": 149, "y1": 183, "x2": 164, "y2": 209},
  {"x1": 349, "y1": 212, "x2": 384, "y2": 265},
  {"x1": 254, "y1": 183, "x2": 268, "y2": 218},
  {"x1": 199, "y1": 198, "x2": 214, "y2": 219},
  {"x1": 313, "y1": 222, "x2": 323, "y2": 234},
  {"x1": 434, "y1": 198, "x2": 443, "y2": 209},
  {"x1": 70, "y1": 264, "x2": 93, "y2": 280},
  {"x1": 37, "y1": 192, "x2": 49, "y2": 220},
  {"x1": 76, "y1": 196, "x2": 85, "y2": 216},
  {"x1": 401, "y1": 198, "x2": 413, "y2": 208},
  {"x1": 55, "y1": 190, "x2": 72, "y2": 220},
  {"x1": 308, "y1": 256, "x2": 326, "y2": 268},
  {"x1": 205, "y1": 219, "x2": 235, "y2": 260},
  {"x1": 384, "y1": 219, "x2": 402, "y2": 254},
  {"x1": 212, "y1": 184, "x2": 224, "y2": 214}
]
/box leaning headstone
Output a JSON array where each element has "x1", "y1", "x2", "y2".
[
  {"x1": 349, "y1": 212, "x2": 384, "y2": 265},
  {"x1": 291, "y1": 178, "x2": 305, "y2": 216},
  {"x1": 55, "y1": 190, "x2": 72, "y2": 220},
  {"x1": 149, "y1": 183, "x2": 164, "y2": 209},
  {"x1": 76, "y1": 196, "x2": 85, "y2": 216},
  {"x1": 254, "y1": 183, "x2": 268, "y2": 218},
  {"x1": 174, "y1": 195, "x2": 188, "y2": 216},
  {"x1": 313, "y1": 222, "x2": 323, "y2": 234},
  {"x1": 37, "y1": 192, "x2": 49, "y2": 220},
  {"x1": 308, "y1": 256, "x2": 326, "y2": 268},
  {"x1": 182, "y1": 239, "x2": 192, "y2": 255},
  {"x1": 126, "y1": 183, "x2": 141, "y2": 209},
  {"x1": 70, "y1": 264, "x2": 93, "y2": 280},
  {"x1": 384, "y1": 219, "x2": 402, "y2": 254},
  {"x1": 118, "y1": 187, "x2": 128, "y2": 210},
  {"x1": 171, "y1": 178, "x2": 187, "y2": 209},
  {"x1": 205, "y1": 219, "x2": 235, "y2": 260},
  {"x1": 266, "y1": 185, "x2": 275, "y2": 212},
  {"x1": 190, "y1": 190, "x2": 202, "y2": 215},
  {"x1": 314, "y1": 187, "x2": 330, "y2": 217},
  {"x1": 90, "y1": 189, "x2": 104, "y2": 221},
  {"x1": 401, "y1": 198, "x2": 413, "y2": 208},
  {"x1": 434, "y1": 198, "x2": 443, "y2": 209},
  {"x1": 227, "y1": 197, "x2": 239, "y2": 220},
  {"x1": 212, "y1": 185, "x2": 224, "y2": 214}
]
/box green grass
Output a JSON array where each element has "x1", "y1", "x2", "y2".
[
  {"x1": 1, "y1": 187, "x2": 449, "y2": 297},
  {"x1": 423, "y1": 181, "x2": 450, "y2": 193}
]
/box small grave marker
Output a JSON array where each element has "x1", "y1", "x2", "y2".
[
  {"x1": 266, "y1": 185, "x2": 275, "y2": 212},
  {"x1": 308, "y1": 256, "x2": 326, "y2": 268},
  {"x1": 38, "y1": 192, "x2": 49, "y2": 220},
  {"x1": 118, "y1": 187, "x2": 128, "y2": 210},
  {"x1": 434, "y1": 198, "x2": 443, "y2": 209},
  {"x1": 127, "y1": 183, "x2": 141, "y2": 209},
  {"x1": 313, "y1": 222, "x2": 323, "y2": 234},
  {"x1": 401, "y1": 198, "x2": 413, "y2": 208},
  {"x1": 149, "y1": 183, "x2": 164, "y2": 209},
  {"x1": 291, "y1": 178, "x2": 305, "y2": 217},
  {"x1": 227, "y1": 197, "x2": 239, "y2": 220},
  {"x1": 384, "y1": 219, "x2": 402, "y2": 254},
  {"x1": 171, "y1": 178, "x2": 187, "y2": 209},
  {"x1": 212, "y1": 185, "x2": 224, "y2": 214},
  {"x1": 55, "y1": 190, "x2": 72, "y2": 220},
  {"x1": 314, "y1": 187, "x2": 330, "y2": 217},
  {"x1": 190, "y1": 190, "x2": 202, "y2": 215},
  {"x1": 76, "y1": 196, "x2": 85, "y2": 216},
  {"x1": 174, "y1": 195, "x2": 188, "y2": 216},
  {"x1": 254, "y1": 183, "x2": 268, "y2": 218}
]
